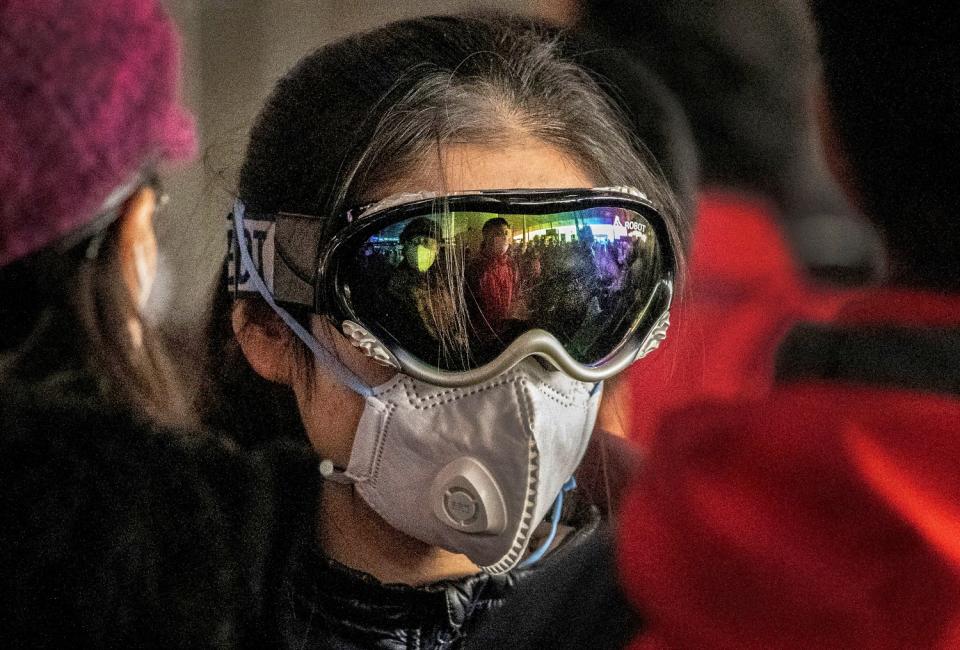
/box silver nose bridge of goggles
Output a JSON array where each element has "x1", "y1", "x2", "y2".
[{"x1": 339, "y1": 286, "x2": 672, "y2": 388}]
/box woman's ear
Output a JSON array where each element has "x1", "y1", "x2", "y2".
[
  {"x1": 231, "y1": 300, "x2": 295, "y2": 385},
  {"x1": 117, "y1": 186, "x2": 159, "y2": 308}
]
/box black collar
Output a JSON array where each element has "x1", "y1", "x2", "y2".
[{"x1": 278, "y1": 502, "x2": 602, "y2": 647}]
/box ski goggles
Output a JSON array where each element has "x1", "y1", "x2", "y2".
[{"x1": 228, "y1": 187, "x2": 674, "y2": 387}]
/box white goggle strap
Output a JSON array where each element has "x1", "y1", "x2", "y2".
[{"x1": 231, "y1": 199, "x2": 373, "y2": 397}]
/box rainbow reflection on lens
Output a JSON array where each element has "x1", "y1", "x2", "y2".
[{"x1": 342, "y1": 205, "x2": 665, "y2": 372}]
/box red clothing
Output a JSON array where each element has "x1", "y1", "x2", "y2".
[
  {"x1": 470, "y1": 252, "x2": 517, "y2": 333},
  {"x1": 626, "y1": 190, "x2": 858, "y2": 449},
  {"x1": 618, "y1": 289, "x2": 960, "y2": 649}
]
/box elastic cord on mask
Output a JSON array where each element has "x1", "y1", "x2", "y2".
[
  {"x1": 232, "y1": 199, "x2": 373, "y2": 397},
  {"x1": 519, "y1": 475, "x2": 577, "y2": 568},
  {"x1": 318, "y1": 458, "x2": 355, "y2": 485}
]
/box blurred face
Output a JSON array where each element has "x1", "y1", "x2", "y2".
[
  {"x1": 403, "y1": 235, "x2": 439, "y2": 272},
  {"x1": 484, "y1": 224, "x2": 511, "y2": 256},
  {"x1": 119, "y1": 186, "x2": 160, "y2": 310}
]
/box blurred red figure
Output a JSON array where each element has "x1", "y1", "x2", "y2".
[
  {"x1": 577, "y1": 0, "x2": 881, "y2": 443},
  {"x1": 626, "y1": 189, "x2": 861, "y2": 450},
  {"x1": 620, "y1": 289, "x2": 960, "y2": 649},
  {"x1": 616, "y1": 3, "x2": 960, "y2": 648},
  {"x1": 468, "y1": 217, "x2": 518, "y2": 336}
]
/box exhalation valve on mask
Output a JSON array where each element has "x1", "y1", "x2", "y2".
[{"x1": 429, "y1": 457, "x2": 507, "y2": 534}]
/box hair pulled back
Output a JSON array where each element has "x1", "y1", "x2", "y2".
[{"x1": 204, "y1": 12, "x2": 690, "y2": 445}]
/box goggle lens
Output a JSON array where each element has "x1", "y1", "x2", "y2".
[{"x1": 340, "y1": 206, "x2": 666, "y2": 372}]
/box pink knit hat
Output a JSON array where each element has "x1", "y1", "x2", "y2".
[{"x1": 0, "y1": 0, "x2": 196, "y2": 267}]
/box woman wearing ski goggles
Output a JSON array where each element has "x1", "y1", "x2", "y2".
[{"x1": 203, "y1": 12, "x2": 689, "y2": 649}]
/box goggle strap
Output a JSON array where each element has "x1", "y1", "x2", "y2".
[
  {"x1": 227, "y1": 213, "x2": 276, "y2": 295},
  {"x1": 226, "y1": 211, "x2": 325, "y2": 308},
  {"x1": 232, "y1": 200, "x2": 373, "y2": 398}
]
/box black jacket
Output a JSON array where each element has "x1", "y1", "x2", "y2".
[
  {"x1": 1, "y1": 373, "x2": 616, "y2": 649},
  {"x1": 0, "y1": 374, "x2": 317, "y2": 648},
  {"x1": 274, "y1": 500, "x2": 607, "y2": 650}
]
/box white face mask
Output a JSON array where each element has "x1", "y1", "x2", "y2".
[{"x1": 322, "y1": 358, "x2": 601, "y2": 574}]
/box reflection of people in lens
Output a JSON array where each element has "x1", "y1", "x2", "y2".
[
  {"x1": 399, "y1": 217, "x2": 439, "y2": 274},
  {"x1": 386, "y1": 217, "x2": 457, "y2": 350},
  {"x1": 575, "y1": 226, "x2": 602, "y2": 318},
  {"x1": 468, "y1": 217, "x2": 518, "y2": 337}
]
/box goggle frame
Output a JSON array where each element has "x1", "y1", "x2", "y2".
[{"x1": 313, "y1": 188, "x2": 676, "y2": 387}]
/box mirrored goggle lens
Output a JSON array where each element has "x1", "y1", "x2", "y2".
[{"x1": 340, "y1": 207, "x2": 666, "y2": 372}]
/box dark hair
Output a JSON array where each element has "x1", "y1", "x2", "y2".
[
  {"x1": 581, "y1": 0, "x2": 845, "y2": 217},
  {"x1": 399, "y1": 217, "x2": 438, "y2": 244},
  {"x1": 811, "y1": 3, "x2": 959, "y2": 290},
  {"x1": 0, "y1": 195, "x2": 191, "y2": 426},
  {"x1": 202, "y1": 13, "x2": 691, "y2": 445},
  {"x1": 481, "y1": 217, "x2": 511, "y2": 235}
]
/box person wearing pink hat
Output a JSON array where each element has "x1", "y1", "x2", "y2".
[
  {"x1": 0, "y1": 1, "x2": 317, "y2": 646},
  {"x1": 0, "y1": 0, "x2": 195, "y2": 419}
]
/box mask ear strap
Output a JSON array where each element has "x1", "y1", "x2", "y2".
[
  {"x1": 232, "y1": 199, "x2": 373, "y2": 398},
  {"x1": 518, "y1": 475, "x2": 578, "y2": 568}
]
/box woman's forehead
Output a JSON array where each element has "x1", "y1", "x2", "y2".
[{"x1": 377, "y1": 138, "x2": 596, "y2": 198}]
